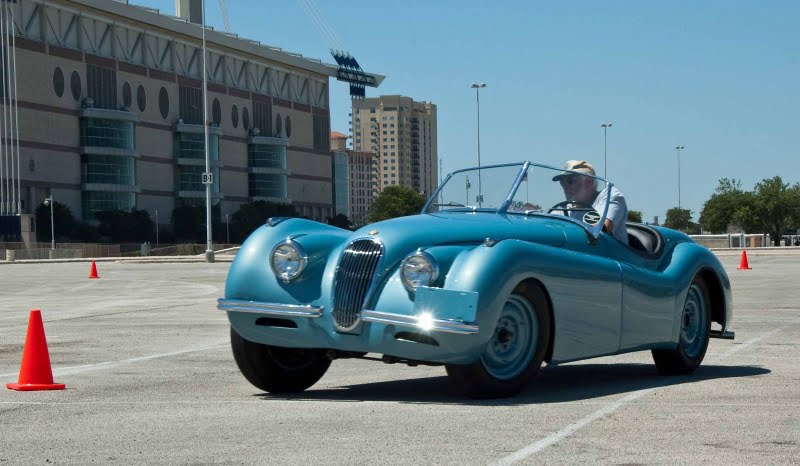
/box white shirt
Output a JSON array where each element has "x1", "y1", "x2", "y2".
[{"x1": 593, "y1": 185, "x2": 628, "y2": 245}]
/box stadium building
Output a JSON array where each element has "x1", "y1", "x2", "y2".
[{"x1": 0, "y1": 0, "x2": 382, "y2": 241}]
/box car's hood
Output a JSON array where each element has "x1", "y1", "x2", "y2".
[{"x1": 348, "y1": 212, "x2": 568, "y2": 263}]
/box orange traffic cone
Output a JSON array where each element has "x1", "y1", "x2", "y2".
[
  {"x1": 737, "y1": 250, "x2": 752, "y2": 270},
  {"x1": 6, "y1": 310, "x2": 65, "y2": 391},
  {"x1": 89, "y1": 260, "x2": 99, "y2": 279}
]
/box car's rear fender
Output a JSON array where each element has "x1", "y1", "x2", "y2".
[{"x1": 662, "y1": 241, "x2": 733, "y2": 341}]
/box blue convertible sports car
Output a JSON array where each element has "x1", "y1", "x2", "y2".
[{"x1": 218, "y1": 162, "x2": 735, "y2": 398}]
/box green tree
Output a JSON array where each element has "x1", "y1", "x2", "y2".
[
  {"x1": 628, "y1": 210, "x2": 643, "y2": 223},
  {"x1": 732, "y1": 177, "x2": 800, "y2": 246},
  {"x1": 171, "y1": 202, "x2": 222, "y2": 242},
  {"x1": 95, "y1": 209, "x2": 154, "y2": 243},
  {"x1": 699, "y1": 178, "x2": 745, "y2": 233},
  {"x1": 229, "y1": 201, "x2": 298, "y2": 243},
  {"x1": 35, "y1": 201, "x2": 77, "y2": 243},
  {"x1": 664, "y1": 207, "x2": 692, "y2": 231},
  {"x1": 367, "y1": 185, "x2": 427, "y2": 223},
  {"x1": 326, "y1": 214, "x2": 352, "y2": 230}
]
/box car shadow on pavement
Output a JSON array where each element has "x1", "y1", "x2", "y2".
[{"x1": 254, "y1": 363, "x2": 770, "y2": 406}]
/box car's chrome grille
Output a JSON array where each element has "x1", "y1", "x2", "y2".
[{"x1": 332, "y1": 239, "x2": 383, "y2": 331}]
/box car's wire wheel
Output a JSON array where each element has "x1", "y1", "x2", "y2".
[
  {"x1": 652, "y1": 275, "x2": 712, "y2": 375},
  {"x1": 445, "y1": 283, "x2": 551, "y2": 398},
  {"x1": 481, "y1": 294, "x2": 539, "y2": 381},
  {"x1": 681, "y1": 283, "x2": 708, "y2": 359}
]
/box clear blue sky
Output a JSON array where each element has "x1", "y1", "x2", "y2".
[{"x1": 135, "y1": 0, "x2": 799, "y2": 223}]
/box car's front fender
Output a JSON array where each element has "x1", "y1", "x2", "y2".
[{"x1": 225, "y1": 218, "x2": 351, "y2": 305}]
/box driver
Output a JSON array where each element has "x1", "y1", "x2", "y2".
[{"x1": 552, "y1": 160, "x2": 628, "y2": 245}]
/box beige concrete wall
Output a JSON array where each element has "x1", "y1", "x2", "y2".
[{"x1": 9, "y1": 38, "x2": 333, "y2": 223}]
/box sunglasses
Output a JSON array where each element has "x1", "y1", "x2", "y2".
[{"x1": 559, "y1": 175, "x2": 582, "y2": 187}]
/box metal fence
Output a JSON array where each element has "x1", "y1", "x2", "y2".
[
  {"x1": 1, "y1": 242, "x2": 239, "y2": 260},
  {"x1": 690, "y1": 234, "x2": 800, "y2": 248}
]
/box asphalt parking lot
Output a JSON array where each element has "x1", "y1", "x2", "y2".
[{"x1": 1, "y1": 255, "x2": 798, "y2": 464}]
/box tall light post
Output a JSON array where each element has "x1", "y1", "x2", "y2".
[
  {"x1": 601, "y1": 123, "x2": 612, "y2": 178},
  {"x1": 43, "y1": 195, "x2": 54, "y2": 250},
  {"x1": 675, "y1": 145, "x2": 685, "y2": 208},
  {"x1": 201, "y1": 0, "x2": 214, "y2": 263},
  {"x1": 470, "y1": 82, "x2": 486, "y2": 207},
  {"x1": 154, "y1": 209, "x2": 159, "y2": 247}
]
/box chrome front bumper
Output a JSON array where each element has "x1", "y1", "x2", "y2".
[
  {"x1": 217, "y1": 299, "x2": 479, "y2": 335},
  {"x1": 361, "y1": 310, "x2": 479, "y2": 335},
  {"x1": 217, "y1": 298, "x2": 324, "y2": 318}
]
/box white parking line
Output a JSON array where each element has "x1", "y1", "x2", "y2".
[
  {"x1": 494, "y1": 325, "x2": 793, "y2": 465},
  {"x1": 0, "y1": 342, "x2": 228, "y2": 380}
]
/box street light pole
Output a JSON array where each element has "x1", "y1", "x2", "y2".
[
  {"x1": 201, "y1": 0, "x2": 214, "y2": 263},
  {"x1": 155, "y1": 209, "x2": 159, "y2": 247},
  {"x1": 675, "y1": 145, "x2": 685, "y2": 209},
  {"x1": 470, "y1": 83, "x2": 486, "y2": 207},
  {"x1": 601, "y1": 123, "x2": 612, "y2": 178},
  {"x1": 44, "y1": 195, "x2": 54, "y2": 250}
]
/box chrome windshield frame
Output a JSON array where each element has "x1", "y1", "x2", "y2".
[
  {"x1": 421, "y1": 162, "x2": 526, "y2": 214},
  {"x1": 423, "y1": 161, "x2": 614, "y2": 240},
  {"x1": 504, "y1": 161, "x2": 613, "y2": 239}
]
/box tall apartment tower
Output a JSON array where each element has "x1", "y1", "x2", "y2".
[
  {"x1": 330, "y1": 131, "x2": 377, "y2": 227},
  {"x1": 351, "y1": 96, "x2": 437, "y2": 198}
]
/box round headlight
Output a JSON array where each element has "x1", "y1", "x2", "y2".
[
  {"x1": 270, "y1": 239, "x2": 307, "y2": 282},
  {"x1": 400, "y1": 250, "x2": 438, "y2": 291}
]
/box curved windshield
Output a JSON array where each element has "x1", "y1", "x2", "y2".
[
  {"x1": 425, "y1": 162, "x2": 612, "y2": 237},
  {"x1": 425, "y1": 163, "x2": 524, "y2": 213}
]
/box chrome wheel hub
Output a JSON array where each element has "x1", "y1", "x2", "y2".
[{"x1": 481, "y1": 295, "x2": 539, "y2": 381}]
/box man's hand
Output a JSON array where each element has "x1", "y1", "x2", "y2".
[{"x1": 603, "y1": 218, "x2": 614, "y2": 234}]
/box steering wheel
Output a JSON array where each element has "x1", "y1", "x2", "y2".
[{"x1": 548, "y1": 200, "x2": 596, "y2": 215}]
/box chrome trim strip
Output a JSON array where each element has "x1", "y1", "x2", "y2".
[
  {"x1": 217, "y1": 298, "x2": 323, "y2": 318},
  {"x1": 361, "y1": 310, "x2": 479, "y2": 335}
]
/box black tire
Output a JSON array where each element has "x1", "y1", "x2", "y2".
[
  {"x1": 652, "y1": 276, "x2": 711, "y2": 375},
  {"x1": 230, "y1": 327, "x2": 331, "y2": 394},
  {"x1": 445, "y1": 282, "x2": 552, "y2": 398}
]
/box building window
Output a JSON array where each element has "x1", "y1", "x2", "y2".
[
  {"x1": 122, "y1": 82, "x2": 132, "y2": 108},
  {"x1": 177, "y1": 165, "x2": 205, "y2": 191},
  {"x1": 370, "y1": 108, "x2": 376, "y2": 113},
  {"x1": 53, "y1": 67, "x2": 64, "y2": 97},
  {"x1": 86, "y1": 65, "x2": 117, "y2": 110},
  {"x1": 285, "y1": 116, "x2": 292, "y2": 137},
  {"x1": 179, "y1": 86, "x2": 201, "y2": 123},
  {"x1": 275, "y1": 114, "x2": 282, "y2": 136},
  {"x1": 212, "y1": 98, "x2": 222, "y2": 126},
  {"x1": 175, "y1": 132, "x2": 219, "y2": 161},
  {"x1": 248, "y1": 144, "x2": 286, "y2": 169},
  {"x1": 70, "y1": 71, "x2": 82, "y2": 101},
  {"x1": 81, "y1": 154, "x2": 135, "y2": 185},
  {"x1": 82, "y1": 192, "x2": 135, "y2": 221},
  {"x1": 231, "y1": 104, "x2": 239, "y2": 128},
  {"x1": 159, "y1": 87, "x2": 170, "y2": 119},
  {"x1": 313, "y1": 114, "x2": 330, "y2": 151},
  {"x1": 137, "y1": 85, "x2": 146, "y2": 112},
  {"x1": 80, "y1": 118, "x2": 135, "y2": 149},
  {"x1": 242, "y1": 107, "x2": 250, "y2": 130},
  {"x1": 249, "y1": 173, "x2": 287, "y2": 198},
  {"x1": 253, "y1": 100, "x2": 273, "y2": 135}
]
